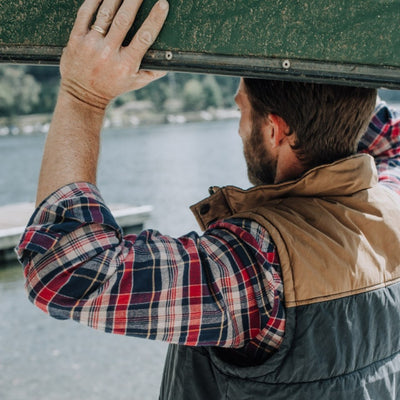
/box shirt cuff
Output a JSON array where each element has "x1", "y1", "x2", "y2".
[{"x1": 16, "y1": 182, "x2": 122, "y2": 262}]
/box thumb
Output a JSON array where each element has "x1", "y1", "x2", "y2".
[{"x1": 132, "y1": 70, "x2": 168, "y2": 88}]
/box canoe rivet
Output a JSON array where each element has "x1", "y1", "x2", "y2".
[
  {"x1": 282, "y1": 59, "x2": 291, "y2": 69},
  {"x1": 165, "y1": 51, "x2": 173, "y2": 61}
]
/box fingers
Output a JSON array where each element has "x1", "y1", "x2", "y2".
[
  {"x1": 105, "y1": 0, "x2": 144, "y2": 46},
  {"x1": 67, "y1": 0, "x2": 169, "y2": 91},
  {"x1": 91, "y1": 0, "x2": 123, "y2": 37},
  {"x1": 139, "y1": 70, "x2": 168, "y2": 82},
  {"x1": 124, "y1": 0, "x2": 169, "y2": 63},
  {"x1": 70, "y1": 0, "x2": 103, "y2": 38},
  {"x1": 127, "y1": 70, "x2": 168, "y2": 91}
]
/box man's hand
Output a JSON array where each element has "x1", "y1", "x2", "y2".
[
  {"x1": 61, "y1": 0, "x2": 169, "y2": 110},
  {"x1": 35, "y1": 0, "x2": 169, "y2": 205}
]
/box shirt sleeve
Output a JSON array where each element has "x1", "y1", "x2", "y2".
[
  {"x1": 357, "y1": 101, "x2": 400, "y2": 195},
  {"x1": 16, "y1": 182, "x2": 285, "y2": 357}
]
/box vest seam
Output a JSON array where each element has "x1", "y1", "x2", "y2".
[
  {"x1": 286, "y1": 276, "x2": 400, "y2": 307},
  {"x1": 208, "y1": 348, "x2": 400, "y2": 385}
]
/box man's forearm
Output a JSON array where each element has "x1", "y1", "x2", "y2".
[
  {"x1": 35, "y1": 0, "x2": 169, "y2": 205},
  {"x1": 36, "y1": 88, "x2": 105, "y2": 205}
]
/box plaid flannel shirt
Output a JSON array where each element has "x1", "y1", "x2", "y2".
[{"x1": 17, "y1": 101, "x2": 400, "y2": 357}]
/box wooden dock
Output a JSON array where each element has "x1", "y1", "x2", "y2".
[{"x1": 0, "y1": 202, "x2": 152, "y2": 265}]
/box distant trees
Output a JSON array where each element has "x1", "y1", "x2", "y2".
[
  {"x1": 0, "y1": 66, "x2": 41, "y2": 116},
  {"x1": 0, "y1": 65, "x2": 60, "y2": 118},
  {"x1": 1, "y1": 64, "x2": 400, "y2": 119},
  {"x1": 182, "y1": 75, "x2": 225, "y2": 111},
  {"x1": 203, "y1": 75, "x2": 224, "y2": 109},
  {"x1": 183, "y1": 79, "x2": 207, "y2": 111},
  {"x1": 25, "y1": 66, "x2": 60, "y2": 114},
  {"x1": 0, "y1": 65, "x2": 239, "y2": 118}
]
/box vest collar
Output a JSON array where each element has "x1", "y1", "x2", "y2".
[{"x1": 190, "y1": 154, "x2": 378, "y2": 230}]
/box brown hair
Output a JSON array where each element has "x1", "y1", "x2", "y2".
[{"x1": 243, "y1": 79, "x2": 377, "y2": 168}]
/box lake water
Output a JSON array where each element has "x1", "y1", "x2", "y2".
[{"x1": 0, "y1": 119, "x2": 250, "y2": 400}]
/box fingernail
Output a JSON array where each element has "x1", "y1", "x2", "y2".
[{"x1": 159, "y1": 0, "x2": 169, "y2": 10}]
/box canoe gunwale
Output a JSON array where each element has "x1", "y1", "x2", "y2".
[{"x1": 1, "y1": 46, "x2": 399, "y2": 89}]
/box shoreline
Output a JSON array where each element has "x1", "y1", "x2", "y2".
[
  {"x1": 0, "y1": 107, "x2": 240, "y2": 136},
  {"x1": 2, "y1": 98, "x2": 398, "y2": 137}
]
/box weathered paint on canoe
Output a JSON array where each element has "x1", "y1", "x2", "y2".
[{"x1": 0, "y1": 0, "x2": 399, "y2": 87}]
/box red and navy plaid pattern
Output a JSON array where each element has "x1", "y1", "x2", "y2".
[
  {"x1": 17, "y1": 101, "x2": 400, "y2": 357},
  {"x1": 17, "y1": 183, "x2": 285, "y2": 356},
  {"x1": 358, "y1": 101, "x2": 400, "y2": 195}
]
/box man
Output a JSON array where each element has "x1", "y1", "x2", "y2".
[{"x1": 17, "y1": 0, "x2": 400, "y2": 399}]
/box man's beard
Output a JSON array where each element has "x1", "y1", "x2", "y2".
[{"x1": 243, "y1": 121, "x2": 277, "y2": 186}]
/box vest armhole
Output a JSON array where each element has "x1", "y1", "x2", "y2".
[{"x1": 232, "y1": 210, "x2": 298, "y2": 308}]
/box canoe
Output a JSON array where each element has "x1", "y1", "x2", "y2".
[{"x1": 0, "y1": 0, "x2": 399, "y2": 88}]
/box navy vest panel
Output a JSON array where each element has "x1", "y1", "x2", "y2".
[{"x1": 159, "y1": 283, "x2": 400, "y2": 399}]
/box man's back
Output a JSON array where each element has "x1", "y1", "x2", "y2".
[{"x1": 162, "y1": 144, "x2": 400, "y2": 399}]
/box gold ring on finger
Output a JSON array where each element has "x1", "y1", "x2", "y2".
[{"x1": 90, "y1": 24, "x2": 107, "y2": 36}]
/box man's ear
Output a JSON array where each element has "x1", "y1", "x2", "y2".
[{"x1": 268, "y1": 114, "x2": 291, "y2": 148}]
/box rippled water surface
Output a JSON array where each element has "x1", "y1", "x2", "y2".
[{"x1": 0, "y1": 119, "x2": 249, "y2": 400}]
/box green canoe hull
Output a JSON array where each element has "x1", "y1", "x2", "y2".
[{"x1": 0, "y1": 0, "x2": 399, "y2": 88}]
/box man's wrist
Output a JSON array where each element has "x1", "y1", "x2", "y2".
[{"x1": 59, "y1": 80, "x2": 110, "y2": 113}]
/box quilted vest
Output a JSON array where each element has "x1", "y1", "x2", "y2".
[{"x1": 159, "y1": 154, "x2": 400, "y2": 400}]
